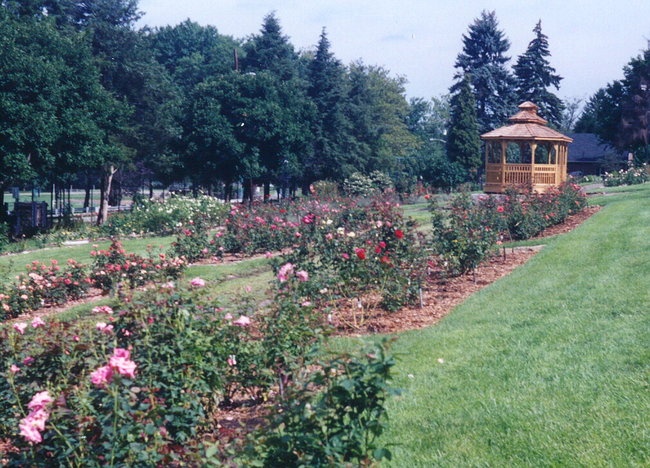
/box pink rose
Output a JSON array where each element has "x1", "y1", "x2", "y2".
[
  {"x1": 23, "y1": 356, "x2": 35, "y2": 366},
  {"x1": 31, "y1": 317, "x2": 46, "y2": 328},
  {"x1": 277, "y1": 263, "x2": 294, "y2": 283},
  {"x1": 13, "y1": 322, "x2": 28, "y2": 335},
  {"x1": 10, "y1": 364, "x2": 20, "y2": 374},
  {"x1": 19, "y1": 408, "x2": 49, "y2": 444},
  {"x1": 28, "y1": 391, "x2": 53, "y2": 412},
  {"x1": 92, "y1": 305, "x2": 114, "y2": 315},
  {"x1": 96, "y1": 322, "x2": 113, "y2": 334},
  {"x1": 227, "y1": 355, "x2": 237, "y2": 366},
  {"x1": 233, "y1": 315, "x2": 251, "y2": 327},
  {"x1": 295, "y1": 270, "x2": 309, "y2": 282},
  {"x1": 190, "y1": 277, "x2": 206, "y2": 288},
  {"x1": 109, "y1": 348, "x2": 137, "y2": 379},
  {"x1": 90, "y1": 365, "x2": 114, "y2": 388}
]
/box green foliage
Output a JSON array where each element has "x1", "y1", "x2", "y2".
[
  {"x1": 454, "y1": 10, "x2": 517, "y2": 133},
  {"x1": 248, "y1": 339, "x2": 397, "y2": 467},
  {"x1": 430, "y1": 192, "x2": 499, "y2": 276},
  {"x1": 447, "y1": 74, "x2": 481, "y2": 178},
  {"x1": 576, "y1": 46, "x2": 649, "y2": 160},
  {"x1": 343, "y1": 171, "x2": 394, "y2": 197},
  {"x1": 602, "y1": 164, "x2": 649, "y2": 186}
]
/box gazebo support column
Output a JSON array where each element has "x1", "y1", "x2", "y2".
[
  {"x1": 500, "y1": 141, "x2": 506, "y2": 187},
  {"x1": 530, "y1": 143, "x2": 537, "y2": 187}
]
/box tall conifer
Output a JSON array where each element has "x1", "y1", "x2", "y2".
[
  {"x1": 446, "y1": 74, "x2": 481, "y2": 178},
  {"x1": 513, "y1": 21, "x2": 564, "y2": 127}
]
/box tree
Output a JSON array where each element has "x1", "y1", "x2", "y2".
[
  {"x1": 242, "y1": 12, "x2": 300, "y2": 81},
  {"x1": 148, "y1": 20, "x2": 240, "y2": 93},
  {"x1": 0, "y1": 9, "x2": 130, "y2": 222},
  {"x1": 576, "y1": 45, "x2": 650, "y2": 162},
  {"x1": 454, "y1": 10, "x2": 516, "y2": 133},
  {"x1": 240, "y1": 14, "x2": 313, "y2": 198},
  {"x1": 560, "y1": 97, "x2": 582, "y2": 133},
  {"x1": 346, "y1": 62, "x2": 420, "y2": 178},
  {"x1": 618, "y1": 47, "x2": 650, "y2": 160},
  {"x1": 446, "y1": 74, "x2": 481, "y2": 178},
  {"x1": 513, "y1": 20, "x2": 564, "y2": 127},
  {"x1": 305, "y1": 28, "x2": 354, "y2": 186},
  {"x1": 182, "y1": 74, "x2": 244, "y2": 198}
]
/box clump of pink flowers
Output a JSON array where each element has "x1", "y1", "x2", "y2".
[
  {"x1": 19, "y1": 390, "x2": 54, "y2": 444},
  {"x1": 90, "y1": 348, "x2": 137, "y2": 388},
  {"x1": 190, "y1": 277, "x2": 206, "y2": 288},
  {"x1": 92, "y1": 305, "x2": 114, "y2": 315},
  {"x1": 277, "y1": 263, "x2": 294, "y2": 282}
]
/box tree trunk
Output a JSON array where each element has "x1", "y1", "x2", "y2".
[{"x1": 96, "y1": 165, "x2": 117, "y2": 226}]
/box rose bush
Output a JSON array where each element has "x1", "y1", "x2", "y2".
[{"x1": 1, "y1": 270, "x2": 395, "y2": 465}]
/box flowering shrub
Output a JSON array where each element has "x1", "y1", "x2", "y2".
[
  {"x1": 602, "y1": 164, "x2": 648, "y2": 187},
  {"x1": 101, "y1": 194, "x2": 229, "y2": 237},
  {"x1": 429, "y1": 183, "x2": 588, "y2": 274},
  {"x1": 430, "y1": 192, "x2": 499, "y2": 276},
  {"x1": 484, "y1": 183, "x2": 587, "y2": 240},
  {"x1": 90, "y1": 239, "x2": 186, "y2": 294},
  {"x1": 0, "y1": 260, "x2": 91, "y2": 319},
  {"x1": 0, "y1": 273, "x2": 395, "y2": 465},
  {"x1": 280, "y1": 196, "x2": 429, "y2": 313}
]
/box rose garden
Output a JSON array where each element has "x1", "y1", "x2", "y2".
[{"x1": 0, "y1": 181, "x2": 597, "y2": 466}]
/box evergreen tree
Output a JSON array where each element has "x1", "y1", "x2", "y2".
[
  {"x1": 242, "y1": 12, "x2": 300, "y2": 81},
  {"x1": 454, "y1": 10, "x2": 516, "y2": 133},
  {"x1": 618, "y1": 47, "x2": 650, "y2": 158},
  {"x1": 240, "y1": 13, "x2": 313, "y2": 197},
  {"x1": 305, "y1": 28, "x2": 354, "y2": 185},
  {"x1": 513, "y1": 20, "x2": 564, "y2": 127},
  {"x1": 446, "y1": 74, "x2": 481, "y2": 178}
]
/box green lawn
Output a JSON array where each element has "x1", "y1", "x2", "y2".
[
  {"x1": 0, "y1": 237, "x2": 176, "y2": 280},
  {"x1": 371, "y1": 183, "x2": 650, "y2": 466}
]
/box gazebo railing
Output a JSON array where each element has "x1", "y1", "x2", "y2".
[{"x1": 485, "y1": 163, "x2": 563, "y2": 193}]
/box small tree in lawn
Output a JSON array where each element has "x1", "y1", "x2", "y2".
[{"x1": 447, "y1": 74, "x2": 481, "y2": 180}]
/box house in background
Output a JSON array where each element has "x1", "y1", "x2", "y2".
[{"x1": 567, "y1": 133, "x2": 628, "y2": 175}]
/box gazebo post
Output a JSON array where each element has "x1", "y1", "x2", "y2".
[
  {"x1": 500, "y1": 141, "x2": 507, "y2": 185},
  {"x1": 530, "y1": 142, "x2": 537, "y2": 187}
]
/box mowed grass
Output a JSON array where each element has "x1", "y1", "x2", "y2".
[
  {"x1": 0, "y1": 237, "x2": 176, "y2": 280},
  {"x1": 373, "y1": 184, "x2": 650, "y2": 466}
]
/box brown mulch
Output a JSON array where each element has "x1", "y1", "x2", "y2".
[{"x1": 329, "y1": 205, "x2": 601, "y2": 336}]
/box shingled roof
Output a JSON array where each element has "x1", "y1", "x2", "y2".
[{"x1": 481, "y1": 102, "x2": 573, "y2": 143}]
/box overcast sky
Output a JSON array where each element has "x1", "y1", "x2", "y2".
[{"x1": 137, "y1": 0, "x2": 650, "y2": 103}]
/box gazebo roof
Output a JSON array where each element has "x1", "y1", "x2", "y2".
[{"x1": 481, "y1": 102, "x2": 573, "y2": 143}]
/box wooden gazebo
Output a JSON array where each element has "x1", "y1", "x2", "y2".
[{"x1": 481, "y1": 101, "x2": 572, "y2": 193}]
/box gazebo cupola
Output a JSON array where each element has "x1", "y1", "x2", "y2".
[{"x1": 481, "y1": 101, "x2": 573, "y2": 193}]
